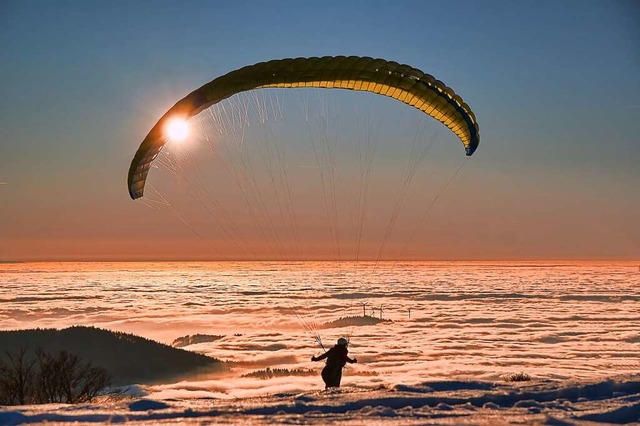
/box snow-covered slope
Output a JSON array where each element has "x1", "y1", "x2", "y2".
[{"x1": 2, "y1": 376, "x2": 639, "y2": 424}]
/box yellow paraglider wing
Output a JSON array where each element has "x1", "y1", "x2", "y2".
[{"x1": 128, "y1": 56, "x2": 479, "y2": 199}]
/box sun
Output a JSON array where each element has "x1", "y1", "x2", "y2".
[{"x1": 165, "y1": 117, "x2": 190, "y2": 142}]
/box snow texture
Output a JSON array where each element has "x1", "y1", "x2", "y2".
[{"x1": 1, "y1": 376, "x2": 639, "y2": 424}]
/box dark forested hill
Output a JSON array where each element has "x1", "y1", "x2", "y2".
[{"x1": 0, "y1": 326, "x2": 226, "y2": 385}]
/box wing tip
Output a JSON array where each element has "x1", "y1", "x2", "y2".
[{"x1": 128, "y1": 187, "x2": 142, "y2": 200}]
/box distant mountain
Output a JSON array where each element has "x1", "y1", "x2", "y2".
[
  {"x1": 172, "y1": 334, "x2": 224, "y2": 348},
  {"x1": 321, "y1": 315, "x2": 392, "y2": 328},
  {"x1": 0, "y1": 326, "x2": 226, "y2": 385}
]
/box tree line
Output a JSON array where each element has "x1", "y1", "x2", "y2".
[{"x1": 0, "y1": 347, "x2": 111, "y2": 405}]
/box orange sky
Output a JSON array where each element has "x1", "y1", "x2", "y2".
[{"x1": 0, "y1": 2, "x2": 638, "y2": 262}]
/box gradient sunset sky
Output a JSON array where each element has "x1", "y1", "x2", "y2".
[{"x1": 0, "y1": 0, "x2": 638, "y2": 261}]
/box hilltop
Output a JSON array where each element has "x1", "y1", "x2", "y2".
[
  {"x1": 321, "y1": 315, "x2": 393, "y2": 328},
  {"x1": 0, "y1": 326, "x2": 226, "y2": 385}
]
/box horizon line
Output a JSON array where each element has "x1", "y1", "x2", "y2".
[{"x1": 2, "y1": 258, "x2": 638, "y2": 264}]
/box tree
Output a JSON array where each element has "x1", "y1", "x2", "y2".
[
  {"x1": 34, "y1": 348, "x2": 111, "y2": 404},
  {"x1": 0, "y1": 346, "x2": 35, "y2": 405}
]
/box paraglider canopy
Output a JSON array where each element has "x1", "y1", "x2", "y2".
[{"x1": 128, "y1": 56, "x2": 480, "y2": 200}]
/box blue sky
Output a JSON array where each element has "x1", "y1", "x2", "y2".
[{"x1": 0, "y1": 0, "x2": 638, "y2": 260}]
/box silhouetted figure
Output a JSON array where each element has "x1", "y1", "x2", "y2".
[{"x1": 311, "y1": 337, "x2": 357, "y2": 388}]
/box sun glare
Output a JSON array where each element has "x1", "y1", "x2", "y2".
[{"x1": 165, "y1": 118, "x2": 190, "y2": 142}]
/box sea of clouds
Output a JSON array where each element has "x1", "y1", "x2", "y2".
[{"x1": 1, "y1": 261, "x2": 638, "y2": 423}]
